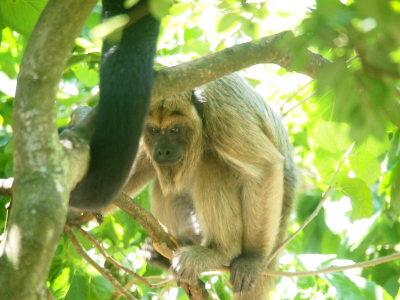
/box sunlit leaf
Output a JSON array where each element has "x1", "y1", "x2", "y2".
[
  {"x1": 314, "y1": 121, "x2": 353, "y2": 153},
  {"x1": 348, "y1": 150, "x2": 381, "y2": 185},
  {"x1": 325, "y1": 273, "x2": 393, "y2": 300},
  {"x1": 0, "y1": 0, "x2": 47, "y2": 36},
  {"x1": 65, "y1": 273, "x2": 89, "y2": 300},
  {"x1": 340, "y1": 178, "x2": 373, "y2": 219}
]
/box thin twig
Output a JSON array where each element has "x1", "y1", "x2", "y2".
[
  {"x1": 158, "y1": 283, "x2": 174, "y2": 299},
  {"x1": 264, "y1": 143, "x2": 354, "y2": 266},
  {"x1": 110, "y1": 277, "x2": 174, "y2": 300},
  {"x1": 396, "y1": 87, "x2": 400, "y2": 101},
  {"x1": 346, "y1": 55, "x2": 360, "y2": 64},
  {"x1": 64, "y1": 225, "x2": 137, "y2": 300},
  {"x1": 279, "y1": 80, "x2": 314, "y2": 114},
  {"x1": 209, "y1": 291, "x2": 220, "y2": 300},
  {"x1": 75, "y1": 226, "x2": 163, "y2": 288},
  {"x1": 208, "y1": 275, "x2": 218, "y2": 296},
  {"x1": 220, "y1": 273, "x2": 231, "y2": 288},
  {"x1": 261, "y1": 252, "x2": 400, "y2": 277},
  {"x1": 46, "y1": 288, "x2": 57, "y2": 300},
  {"x1": 216, "y1": 252, "x2": 400, "y2": 278},
  {"x1": 265, "y1": 185, "x2": 333, "y2": 266},
  {"x1": 282, "y1": 92, "x2": 316, "y2": 116}
]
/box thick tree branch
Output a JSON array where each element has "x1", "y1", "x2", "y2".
[
  {"x1": 151, "y1": 31, "x2": 330, "y2": 101},
  {"x1": 0, "y1": 0, "x2": 97, "y2": 299}
]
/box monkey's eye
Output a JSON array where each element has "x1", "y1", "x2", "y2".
[
  {"x1": 170, "y1": 128, "x2": 179, "y2": 134},
  {"x1": 149, "y1": 127, "x2": 160, "y2": 134}
]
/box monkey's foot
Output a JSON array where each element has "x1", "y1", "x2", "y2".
[
  {"x1": 141, "y1": 238, "x2": 171, "y2": 270},
  {"x1": 170, "y1": 246, "x2": 202, "y2": 286},
  {"x1": 230, "y1": 253, "x2": 263, "y2": 293}
]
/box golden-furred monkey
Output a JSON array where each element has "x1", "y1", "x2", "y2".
[{"x1": 124, "y1": 73, "x2": 297, "y2": 299}]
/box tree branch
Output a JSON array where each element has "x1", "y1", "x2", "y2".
[
  {"x1": 259, "y1": 253, "x2": 400, "y2": 278},
  {"x1": 46, "y1": 288, "x2": 57, "y2": 300},
  {"x1": 151, "y1": 31, "x2": 330, "y2": 102},
  {"x1": 0, "y1": 0, "x2": 97, "y2": 298},
  {"x1": 114, "y1": 192, "x2": 179, "y2": 259},
  {"x1": 65, "y1": 225, "x2": 137, "y2": 300},
  {"x1": 75, "y1": 226, "x2": 173, "y2": 289},
  {"x1": 114, "y1": 192, "x2": 208, "y2": 300}
]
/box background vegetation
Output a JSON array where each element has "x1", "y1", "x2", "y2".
[{"x1": 0, "y1": 0, "x2": 400, "y2": 299}]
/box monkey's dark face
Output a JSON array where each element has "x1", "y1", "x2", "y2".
[
  {"x1": 143, "y1": 107, "x2": 199, "y2": 169},
  {"x1": 143, "y1": 96, "x2": 203, "y2": 194},
  {"x1": 145, "y1": 125, "x2": 185, "y2": 166},
  {"x1": 144, "y1": 97, "x2": 203, "y2": 194}
]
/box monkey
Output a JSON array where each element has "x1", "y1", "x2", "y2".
[
  {"x1": 68, "y1": 0, "x2": 160, "y2": 211},
  {"x1": 124, "y1": 73, "x2": 297, "y2": 299}
]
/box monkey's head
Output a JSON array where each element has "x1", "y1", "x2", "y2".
[{"x1": 143, "y1": 91, "x2": 203, "y2": 194}]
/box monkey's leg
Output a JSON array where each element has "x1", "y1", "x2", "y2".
[
  {"x1": 170, "y1": 155, "x2": 243, "y2": 286},
  {"x1": 230, "y1": 154, "x2": 285, "y2": 300}
]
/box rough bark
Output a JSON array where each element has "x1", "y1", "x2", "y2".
[{"x1": 0, "y1": 0, "x2": 97, "y2": 299}]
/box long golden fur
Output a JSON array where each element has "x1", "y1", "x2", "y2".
[{"x1": 124, "y1": 73, "x2": 297, "y2": 299}]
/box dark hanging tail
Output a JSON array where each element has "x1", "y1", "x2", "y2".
[{"x1": 69, "y1": 0, "x2": 160, "y2": 211}]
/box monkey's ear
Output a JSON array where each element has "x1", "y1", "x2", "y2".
[{"x1": 191, "y1": 89, "x2": 206, "y2": 117}]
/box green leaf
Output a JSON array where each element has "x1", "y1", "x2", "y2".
[
  {"x1": 149, "y1": 0, "x2": 172, "y2": 19},
  {"x1": 340, "y1": 178, "x2": 373, "y2": 219},
  {"x1": 313, "y1": 155, "x2": 336, "y2": 183},
  {"x1": 348, "y1": 150, "x2": 381, "y2": 185},
  {"x1": 183, "y1": 26, "x2": 203, "y2": 43},
  {"x1": 240, "y1": 18, "x2": 256, "y2": 37},
  {"x1": 325, "y1": 273, "x2": 393, "y2": 300},
  {"x1": 73, "y1": 64, "x2": 99, "y2": 87},
  {"x1": 88, "y1": 276, "x2": 114, "y2": 300},
  {"x1": 313, "y1": 148, "x2": 346, "y2": 184},
  {"x1": 64, "y1": 273, "x2": 89, "y2": 300},
  {"x1": 0, "y1": 0, "x2": 47, "y2": 36},
  {"x1": 169, "y1": 3, "x2": 192, "y2": 16},
  {"x1": 51, "y1": 267, "x2": 71, "y2": 299},
  {"x1": 217, "y1": 13, "x2": 241, "y2": 32},
  {"x1": 354, "y1": 135, "x2": 391, "y2": 157},
  {"x1": 314, "y1": 121, "x2": 353, "y2": 153}
]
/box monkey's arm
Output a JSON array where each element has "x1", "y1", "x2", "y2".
[
  {"x1": 69, "y1": 0, "x2": 160, "y2": 211},
  {"x1": 123, "y1": 145, "x2": 157, "y2": 197}
]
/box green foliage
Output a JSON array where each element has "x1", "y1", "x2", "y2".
[
  {"x1": 301, "y1": 0, "x2": 400, "y2": 141},
  {"x1": 0, "y1": 0, "x2": 48, "y2": 36},
  {"x1": 1, "y1": 0, "x2": 400, "y2": 299},
  {"x1": 325, "y1": 273, "x2": 393, "y2": 300}
]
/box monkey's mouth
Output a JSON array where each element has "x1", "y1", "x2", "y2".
[{"x1": 155, "y1": 156, "x2": 182, "y2": 167}]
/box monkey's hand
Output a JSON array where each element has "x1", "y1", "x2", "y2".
[
  {"x1": 170, "y1": 246, "x2": 203, "y2": 286},
  {"x1": 230, "y1": 253, "x2": 264, "y2": 293}
]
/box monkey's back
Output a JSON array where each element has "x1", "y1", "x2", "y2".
[
  {"x1": 198, "y1": 73, "x2": 297, "y2": 239},
  {"x1": 198, "y1": 73, "x2": 294, "y2": 168}
]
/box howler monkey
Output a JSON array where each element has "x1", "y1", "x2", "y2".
[
  {"x1": 68, "y1": 0, "x2": 160, "y2": 211},
  {"x1": 124, "y1": 74, "x2": 297, "y2": 299}
]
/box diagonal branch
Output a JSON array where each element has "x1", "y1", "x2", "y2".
[
  {"x1": 151, "y1": 31, "x2": 330, "y2": 102},
  {"x1": 65, "y1": 225, "x2": 137, "y2": 300},
  {"x1": 75, "y1": 226, "x2": 174, "y2": 289}
]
